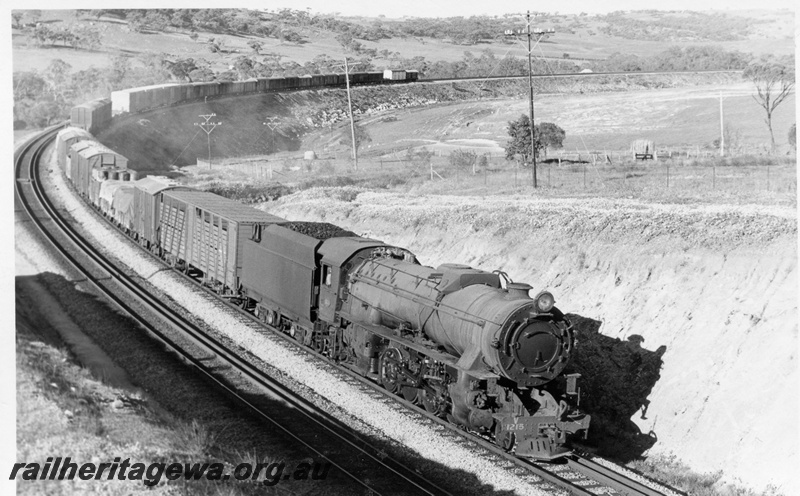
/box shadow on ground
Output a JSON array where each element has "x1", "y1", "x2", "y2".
[
  {"x1": 16, "y1": 272, "x2": 520, "y2": 495},
  {"x1": 564, "y1": 313, "x2": 665, "y2": 462}
]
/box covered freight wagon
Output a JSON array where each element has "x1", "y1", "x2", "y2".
[
  {"x1": 111, "y1": 83, "x2": 179, "y2": 115},
  {"x1": 66, "y1": 140, "x2": 98, "y2": 181},
  {"x1": 56, "y1": 128, "x2": 94, "y2": 170},
  {"x1": 383, "y1": 69, "x2": 406, "y2": 81},
  {"x1": 157, "y1": 190, "x2": 285, "y2": 293},
  {"x1": 98, "y1": 181, "x2": 136, "y2": 230},
  {"x1": 132, "y1": 177, "x2": 184, "y2": 250},
  {"x1": 89, "y1": 166, "x2": 137, "y2": 207},
  {"x1": 73, "y1": 144, "x2": 129, "y2": 198},
  {"x1": 70, "y1": 99, "x2": 112, "y2": 134}
]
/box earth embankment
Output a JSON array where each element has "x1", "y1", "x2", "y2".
[{"x1": 263, "y1": 188, "x2": 797, "y2": 493}]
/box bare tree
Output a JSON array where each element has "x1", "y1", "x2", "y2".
[{"x1": 744, "y1": 61, "x2": 795, "y2": 151}]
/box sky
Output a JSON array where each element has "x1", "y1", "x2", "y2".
[{"x1": 5, "y1": 0, "x2": 797, "y2": 17}]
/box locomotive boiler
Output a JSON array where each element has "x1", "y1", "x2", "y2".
[{"x1": 340, "y1": 257, "x2": 590, "y2": 458}]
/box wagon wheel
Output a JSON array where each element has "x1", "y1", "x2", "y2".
[
  {"x1": 494, "y1": 422, "x2": 516, "y2": 452},
  {"x1": 379, "y1": 348, "x2": 402, "y2": 395},
  {"x1": 311, "y1": 333, "x2": 327, "y2": 354},
  {"x1": 419, "y1": 387, "x2": 447, "y2": 417}
]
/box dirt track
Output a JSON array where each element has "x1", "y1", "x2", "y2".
[{"x1": 263, "y1": 188, "x2": 797, "y2": 493}]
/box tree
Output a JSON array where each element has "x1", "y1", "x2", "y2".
[
  {"x1": 744, "y1": 61, "x2": 795, "y2": 151},
  {"x1": 248, "y1": 40, "x2": 263, "y2": 55},
  {"x1": 12, "y1": 12, "x2": 24, "y2": 28},
  {"x1": 108, "y1": 54, "x2": 130, "y2": 87},
  {"x1": 188, "y1": 67, "x2": 215, "y2": 82},
  {"x1": 165, "y1": 57, "x2": 199, "y2": 81},
  {"x1": 536, "y1": 122, "x2": 566, "y2": 157},
  {"x1": 504, "y1": 115, "x2": 567, "y2": 164},
  {"x1": 43, "y1": 59, "x2": 72, "y2": 103},
  {"x1": 126, "y1": 10, "x2": 145, "y2": 32},
  {"x1": 207, "y1": 37, "x2": 225, "y2": 54},
  {"x1": 406, "y1": 146, "x2": 433, "y2": 171},
  {"x1": 449, "y1": 149, "x2": 478, "y2": 174},
  {"x1": 505, "y1": 115, "x2": 534, "y2": 164}
]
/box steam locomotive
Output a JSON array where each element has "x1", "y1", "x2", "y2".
[{"x1": 57, "y1": 73, "x2": 590, "y2": 459}]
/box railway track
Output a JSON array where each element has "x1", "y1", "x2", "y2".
[
  {"x1": 419, "y1": 69, "x2": 741, "y2": 84},
  {"x1": 15, "y1": 126, "x2": 451, "y2": 496},
  {"x1": 19, "y1": 126, "x2": 688, "y2": 496}
]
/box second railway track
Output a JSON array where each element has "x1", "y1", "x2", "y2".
[{"x1": 15, "y1": 126, "x2": 452, "y2": 496}]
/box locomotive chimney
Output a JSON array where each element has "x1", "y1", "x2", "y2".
[{"x1": 506, "y1": 282, "x2": 532, "y2": 299}]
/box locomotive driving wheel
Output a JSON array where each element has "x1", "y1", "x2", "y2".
[
  {"x1": 419, "y1": 387, "x2": 447, "y2": 417},
  {"x1": 401, "y1": 387, "x2": 419, "y2": 403},
  {"x1": 379, "y1": 348, "x2": 402, "y2": 394}
]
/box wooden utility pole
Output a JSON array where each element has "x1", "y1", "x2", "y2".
[
  {"x1": 505, "y1": 13, "x2": 554, "y2": 188},
  {"x1": 344, "y1": 57, "x2": 358, "y2": 170},
  {"x1": 194, "y1": 113, "x2": 222, "y2": 168},
  {"x1": 719, "y1": 91, "x2": 725, "y2": 157}
]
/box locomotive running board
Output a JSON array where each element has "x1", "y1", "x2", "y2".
[{"x1": 341, "y1": 313, "x2": 500, "y2": 380}]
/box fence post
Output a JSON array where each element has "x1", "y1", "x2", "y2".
[
  {"x1": 712, "y1": 165, "x2": 715, "y2": 189},
  {"x1": 666, "y1": 162, "x2": 670, "y2": 189},
  {"x1": 767, "y1": 165, "x2": 770, "y2": 191},
  {"x1": 583, "y1": 162, "x2": 586, "y2": 189}
]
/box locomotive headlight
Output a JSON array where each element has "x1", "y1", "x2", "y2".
[{"x1": 534, "y1": 291, "x2": 555, "y2": 313}]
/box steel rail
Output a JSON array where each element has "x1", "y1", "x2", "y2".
[
  {"x1": 566, "y1": 455, "x2": 687, "y2": 496},
  {"x1": 15, "y1": 127, "x2": 449, "y2": 496},
  {"x1": 418, "y1": 69, "x2": 742, "y2": 83}
]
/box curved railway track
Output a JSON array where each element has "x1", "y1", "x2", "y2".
[
  {"x1": 18, "y1": 125, "x2": 689, "y2": 496},
  {"x1": 420, "y1": 69, "x2": 741, "y2": 84},
  {"x1": 15, "y1": 126, "x2": 450, "y2": 496}
]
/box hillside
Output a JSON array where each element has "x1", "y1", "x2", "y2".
[
  {"x1": 12, "y1": 8, "x2": 795, "y2": 131},
  {"x1": 11, "y1": 8, "x2": 794, "y2": 76}
]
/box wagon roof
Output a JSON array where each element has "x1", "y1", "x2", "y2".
[
  {"x1": 58, "y1": 127, "x2": 93, "y2": 140},
  {"x1": 134, "y1": 176, "x2": 182, "y2": 195},
  {"x1": 73, "y1": 99, "x2": 110, "y2": 110},
  {"x1": 78, "y1": 144, "x2": 125, "y2": 159},
  {"x1": 163, "y1": 190, "x2": 286, "y2": 224},
  {"x1": 70, "y1": 140, "x2": 99, "y2": 153}
]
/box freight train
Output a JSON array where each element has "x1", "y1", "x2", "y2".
[
  {"x1": 56, "y1": 73, "x2": 590, "y2": 460},
  {"x1": 68, "y1": 69, "x2": 418, "y2": 132}
]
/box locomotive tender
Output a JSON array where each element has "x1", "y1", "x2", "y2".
[{"x1": 57, "y1": 70, "x2": 590, "y2": 459}]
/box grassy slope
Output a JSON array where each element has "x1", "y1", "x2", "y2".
[{"x1": 15, "y1": 305, "x2": 239, "y2": 495}]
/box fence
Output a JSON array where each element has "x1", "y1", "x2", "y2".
[{"x1": 198, "y1": 151, "x2": 797, "y2": 200}]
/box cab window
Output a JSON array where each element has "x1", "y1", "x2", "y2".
[{"x1": 323, "y1": 265, "x2": 332, "y2": 286}]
